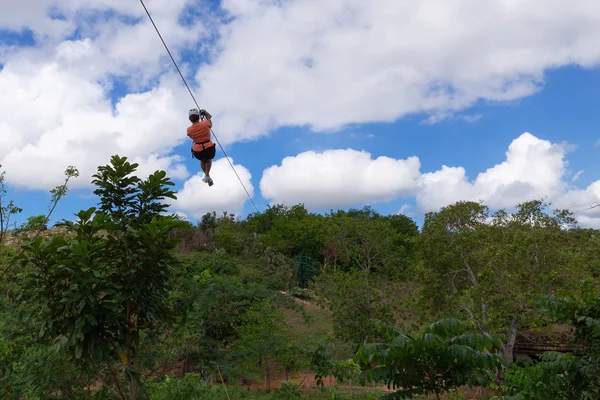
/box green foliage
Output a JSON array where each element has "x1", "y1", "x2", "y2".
[
  {"x1": 500, "y1": 280, "x2": 600, "y2": 399},
  {"x1": 354, "y1": 318, "x2": 502, "y2": 400},
  {"x1": 418, "y1": 200, "x2": 590, "y2": 362},
  {"x1": 10, "y1": 345, "x2": 95, "y2": 399},
  {"x1": 16, "y1": 155, "x2": 184, "y2": 399},
  {"x1": 180, "y1": 251, "x2": 239, "y2": 276},
  {"x1": 0, "y1": 164, "x2": 23, "y2": 245},
  {"x1": 314, "y1": 270, "x2": 395, "y2": 349},
  {"x1": 272, "y1": 381, "x2": 301, "y2": 398},
  {"x1": 291, "y1": 254, "x2": 316, "y2": 288},
  {"x1": 309, "y1": 343, "x2": 361, "y2": 388},
  {"x1": 229, "y1": 298, "x2": 293, "y2": 387},
  {"x1": 145, "y1": 375, "x2": 379, "y2": 399},
  {"x1": 6, "y1": 173, "x2": 600, "y2": 400},
  {"x1": 500, "y1": 352, "x2": 592, "y2": 400},
  {"x1": 20, "y1": 214, "x2": 48, "y2": 232},
  {"x1": 321, "y1": 208, "x2": 413, "y2": 274},
  {"x1": 248, "y1": 204, "x2": 328, "y2": 260}
]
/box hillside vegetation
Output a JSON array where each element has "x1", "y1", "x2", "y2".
[{"x1": 1, "y1": 157, "x2": 599, "y2": 400}]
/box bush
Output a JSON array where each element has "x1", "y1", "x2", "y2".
[
  {"x1": 180, "y1": 252, "x2": 238, "y2": 276},
  {"x1": 20, "y1": 215, "x2": 47, "y2": 232}
]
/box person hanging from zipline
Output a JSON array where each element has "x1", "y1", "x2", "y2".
[{"x1": 187, "y1": 108, "x2": 215, "y2": 186}]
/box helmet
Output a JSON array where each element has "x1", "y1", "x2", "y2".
[{"x1": 189, "y1": 108, "x2": 200, "y2": 116}]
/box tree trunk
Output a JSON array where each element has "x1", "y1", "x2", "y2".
[
  {"x1": 182, "y1": 344, "x2": 189, "y2": 376},
  {"x1": 501, "y1": 312, "x2": 519, "y2": 363},
  {"x1": 264, "y1": 362, "x2": 270, "y2": 393},
  {"x1": 129, "y1": 379, "x2": 136, "y2": 400},
  {"x1": 104, "y1": 355, "x2": 126, "y2": 400}
]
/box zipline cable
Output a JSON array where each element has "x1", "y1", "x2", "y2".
[{"x1": 139, "y1": 0, "x2": 260, "y2": 214}]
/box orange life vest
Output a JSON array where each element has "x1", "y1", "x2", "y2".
[{"x1": 187, "y1": 120, "x2": 215, "y2": 152}]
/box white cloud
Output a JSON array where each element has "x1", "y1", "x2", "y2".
[
  {"x1": 258, "y1": 131, "x2": 600, "y2": 228},
  {"x1": 260, "y1": 149, "x2": 420, "y2": 209},
  {"x1": 193, "y1": 0, "x2": 600, "y2": 143},
  {"x1": 416, "y1": 132, "x2": 569, "y2": 211},
  {"x1": 421, "y1": 113, "x2": 483, "y2": 125},
  {"x1": 173, "y1": 157, "x2": 254, "y2": 219},
  {"x1": 0, "y1": 0, "x2": 211, "y2": 190},
  {"x1": 413, "y1": 132, "x2": 600, "y2": 228},
  {"x1": 398, "y1": 204, "x2": 415, "y2": 217},
  {"x1": 2, "y1": 0, "x2": 600, "y2": 230},
  {"x1": 0, "y1": 58, "x2": 194, "y2": 189}
]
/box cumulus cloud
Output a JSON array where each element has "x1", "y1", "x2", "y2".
[
  {"x1": 0, "y1": 0, "x2": 212, "y2": 191},
  {"x1": 259, "y1": 132, "x2": 600, "y2": 228},
  {"x1": 260, "y1": 149, "x2": 421, "y2": 209},
  {"x1": 0, "y1": 59, "x2": 194, "y2": 189},
  {"x1": 3, "y1": 0, "x2": 600, "y2": 191},
  {"x1": 414, "y1": 132, "x2": 600, "y2": 227},
  {"x1": 417, "y1": 132, "x2": 569, "y2": 211},
  {"x1": 3, "y1": 0, "x2": 600, "y2": 227},
  {"x1": 173, "y1": 157, "x2": 254, "y2": 219},
  {"x1": 194, "y1": 0, "x2": 600, "y2": 143}
]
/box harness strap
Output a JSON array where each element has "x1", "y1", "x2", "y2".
[{"x1": 191, "y1": 140, "x2": 213, "y2": 158}]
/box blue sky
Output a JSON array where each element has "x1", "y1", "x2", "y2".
[{"x1": 2, "y1": 0, "x2": 600, "y2": 228}]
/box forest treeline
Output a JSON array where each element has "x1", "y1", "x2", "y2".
[{"x1": 1, "y1": 157, "x2": 599, "y2": 399}]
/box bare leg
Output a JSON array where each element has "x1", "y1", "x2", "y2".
[
  {"x1": 205, "y1": 160, "x2": 212, "y2": 177},
  {"x1": 200, "y1": 160, "x2": 207, "y2": 175}
]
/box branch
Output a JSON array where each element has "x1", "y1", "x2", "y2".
[
  {"x1": 104, "y1": 355, "x2": 126, "y2": 400},
  {"x1": 2, "y1": 166, "x2": 78, "y2": 274},
  {"x1": 457, "y1": 307, "x2": 490, "y2": 335},
  {"x1": 88, "y1": 355, "x2": 123, "y2": 400}
]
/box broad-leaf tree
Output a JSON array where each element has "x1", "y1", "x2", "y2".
[
  {"x1": 18, "y1": 155, "x2": 183, "y2": 400},
  {"x1": 355, "y1": 318, "x2": 502, "y2": 400},
  {"x1": 314, "y1": 270, "x2": 395, "y2": 350},
  {"x1": 419, "y1": 200, "x2": 589, "y2": 363}
]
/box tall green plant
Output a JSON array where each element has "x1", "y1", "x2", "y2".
[
  {"x1": 354, "y1": 319, "x2": 502, "y2": 400},
  {"x1": 17, "y1": 155, "x2": 184, "y2": 400},
  {"x1": 0, "y1": 164, "x2": 22, "y2": 246}
]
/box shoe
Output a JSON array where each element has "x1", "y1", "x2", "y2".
[
  {"x1": 207, "y1": 177, "x2": 214, "y2": 187},
  {"x1": 202, "y1": 175, "x2": 209, "y2": 183}
]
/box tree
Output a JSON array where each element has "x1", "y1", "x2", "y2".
[
  {"x1": 500, "y1": 279, "x2": 600, "y2": 399},
  {"x1": 314, "y1": 270, "x2": 395, "y2": 349},
  {"x1": 20, "y1": 215, "x2": 48, "y2": 232},
  {"x1": 354, "y1": 319, "x2": 502, "y2": 400},
  {"x1": 419, "y1": 200, "x2": 590, "y2": 363},
  {"x1": 228, "y1": 298, "x2": 292, "y2": 392},
  {"x1": 18, "y1": 155, "x2": 183, "y2": 400},
  {"x1": 323, "y1": 212, "x2": 408, "y2": 273},
  {"x1": 250, "y1": 204, "x2": 328, "y2": 261},
  {"x1": 0, "y1": 165, "x2": 22, "y2": 246}
]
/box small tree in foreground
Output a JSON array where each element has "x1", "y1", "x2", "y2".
[
  {"x1": 18, "y1": 155, "x2": 184, "y2": 400},
  {"x1": 353, "y1": 319, "x2": 503, "y2": 400},
  {"x1": 0, "y1": 165, "x2": 22, "y2": 246}
]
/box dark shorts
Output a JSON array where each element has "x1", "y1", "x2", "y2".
[{"x1": 192, "y1": 144, "x2": 216, "y2": 161}]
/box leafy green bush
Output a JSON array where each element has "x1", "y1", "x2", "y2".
[
  {"x1": 180, "y1": 252, "x2": 238, "y2": 276},
  {"x1": 144, "y1": 373, "x2": 207, "y2": 400},
  {"x1": 354, "y1": 319, "x2": 502, "y2": 400},
  {"x1": 20, "y1": 214, "x2": 48, "y2": 232},
  {"x1": 499, "y1": 280, "x2": 600, "y2": 399},
  {"x1": 145, "y1": 375, "x2": 382, "y2": 400},
  {"x1": 290, "y1": 287, "x2": 314, "y2": 300},
  {"x1": 499, "y1": 352, "x2": 589, "y2": 400},
  {"x1": 272, "y1": 381, "x2": 301, "y2": 399}
]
